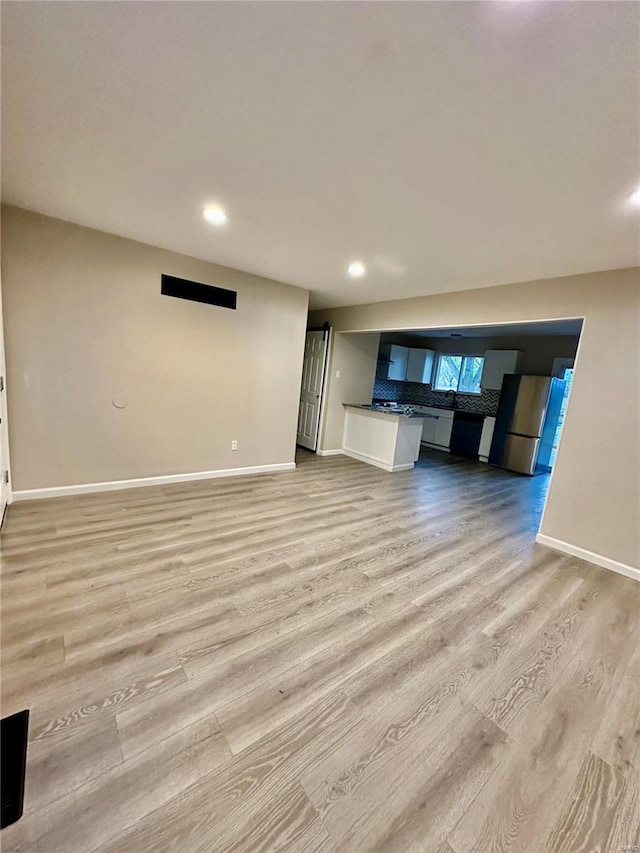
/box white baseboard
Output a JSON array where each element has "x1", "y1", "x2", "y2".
[
  {"x1": 11, "y1": 462, "x2": 296, "y2": 502},
  {"x1": 535, "y1": 533, "x2": 640, "y2": 583},
  {"x1": 316, "y1": 449, "x2": 343, "y2": 457},
  {"x1": 341, "y1": 448, "x2": 414, "y2": 473}
]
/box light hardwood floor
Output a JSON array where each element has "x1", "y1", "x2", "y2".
[{"x1": 1, "y1": 449, "x2": 639, "y2": 853}]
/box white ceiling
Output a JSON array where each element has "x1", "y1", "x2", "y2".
[{"x1": 2, "y1": 2, "x2": 639, "y2": 310}]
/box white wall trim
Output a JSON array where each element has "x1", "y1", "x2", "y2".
[
  {"x1": 317, "y1": 448, "x2": 343, "y2": 457},
  {"x1": 336, "y1": 315, "x2": 586, "y2": 335},
  {"x1": 536, "y1": 533, "x2": 640, "y2": 583},
  {"x1": 12, "y1": 462, "x2": 296, "y2": 501},
  {"x1": 537, "y1": 316, "x2": 587, "y2": 535},
  {"x1": 341, "y1": 447, "x2": 414, "y2": 473}
]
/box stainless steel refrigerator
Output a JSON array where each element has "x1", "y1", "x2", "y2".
[{"x1": 489, "y1": 375, "x2": 566, "y2": 475}]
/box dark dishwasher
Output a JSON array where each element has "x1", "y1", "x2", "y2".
[{"x1": 450, "y1": 411, "x2": 484, "y2": 459}]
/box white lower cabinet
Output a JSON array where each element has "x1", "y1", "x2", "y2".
[
  {"x1": 414, "y1": 408, "x2": 493, "y2": 457},
  {"x1": 434, "y1": 416, "x2": 454, "y2": 448},
  {"x1": 415, "y1": 407, "x2": 454, "y2": 450},
  {"x1": 421, "y1": 416, "x2": 438, "y2": 444},
  {"x1": 479, "y1": 416, "x2": 496, "y2": 462}
]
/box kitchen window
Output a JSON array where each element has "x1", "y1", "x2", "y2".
[{"x1": 432, "y1": 354, "x2": 484, "y2": 394}]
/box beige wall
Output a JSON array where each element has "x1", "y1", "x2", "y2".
[
  {"x1": 319, "y1": 332, "x2": 380, "y2": 451},
  {"x1": 2, "y1": 206, "x2": 309, "y2": 490},
  {"x1": 310, "y1": 267, "x2": 640, "y2": 569}
]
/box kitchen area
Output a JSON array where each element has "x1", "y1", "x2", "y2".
[{"x1": 339, "y1": 320, "x2": 581, "y2": 475}]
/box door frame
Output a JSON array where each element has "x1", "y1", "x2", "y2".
[
  {"x1": 0, "y1": 274, "x2": 12, "y2": 527},
  {"x1": 551, "y1": 357, "x2": 575, "y2": 379},
  {"x1": 313, "y1": 324, "x2": 332, "y2": 454}
]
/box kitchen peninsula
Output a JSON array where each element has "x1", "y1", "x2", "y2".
[{"x1": 342, "y1": 404, "x2": 425, "y2": 472}]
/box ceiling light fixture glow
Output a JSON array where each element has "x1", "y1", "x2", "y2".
[
  {"x1": 203, "y1": 206, "x2": 227, "y2": 225},
  {"x1": 628, "y1": 186, "x2": 640, "y2": 207},
  {"x1": 348, "y1": 261, "x2": 366, "y2": 278}
]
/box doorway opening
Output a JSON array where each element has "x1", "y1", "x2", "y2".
[
  {"x1": 296, "y1": 324, "x2": 330, "y2": 452},
  {"x1": 549, "y1": 365, "x2": 574, "y2": 468}
]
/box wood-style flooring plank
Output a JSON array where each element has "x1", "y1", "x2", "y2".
[
  {"x1": 24, "y1": 716, "x2": 123, "y2": 815},
  {"x1": 591, "y1": 640, "x2": 640, "y2": 775},
  {"x1": 2, "y1": 713, "x2": 231, "y2": 853},
  {"x1": 542, "y1": 751, "x2": 639, "y2": 853},
  {"x1": 305, "y1": 702, "x2": 510, "y2": 852},
  {"x1": 449, "y1": 570, "x2": 640, "y2": 852},
  {"x1": 1, "y1": 448, "x2": 638, "y2": 852},
  {"x1": 98, "y1": 690, "x2": 359, "y2": 853}
]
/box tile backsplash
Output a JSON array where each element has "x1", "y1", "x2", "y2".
[{"x1": 372, "y1": 379, "x2": 501, "y2": 416}]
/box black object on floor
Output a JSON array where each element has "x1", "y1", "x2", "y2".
[{"x1": 1, "y1": 709, "x2": 29, "y2": 829}]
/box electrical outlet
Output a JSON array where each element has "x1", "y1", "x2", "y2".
[
  {"x1": 231, "y1": 440, "x2": 238, "y2": 451},
  {"x1": 336, "y1": 370, "x2": 341, "y2": 378}
]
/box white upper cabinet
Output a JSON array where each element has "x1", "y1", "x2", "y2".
[
  {"x1": 388, "y1": 345, "x2": 409, "y2": 380},
  {"x1": 481, "y1": 350, "x2": 523, "y2": 390},
  {"x1": 379, "y1": 344, "x2": 435, "y2": 382},
  {"x1": 405, "y1": 348, "x2": 435, "y2": 383}
]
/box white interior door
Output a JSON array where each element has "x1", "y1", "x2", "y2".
[
  {"x1": 296, "y1": 329, "x2": 329, "y2": 451},
  {"x1": 0, "y1": 277, "x2": 11, "y2": 525}
]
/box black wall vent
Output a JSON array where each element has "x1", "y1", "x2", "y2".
[{"x1": 161, "y1": 274, "x2": 237, "y2": 310}]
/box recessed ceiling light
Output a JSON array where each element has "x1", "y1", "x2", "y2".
[
  {"x1": 203, "y1": 206, "x2": 227, "y2": 225},
  {"x1": 628, "y1": 186, "x2": 640, "y2": 207},
  {"x1": 348, "y1": 261, "x2": 366, "y2": 278}
]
